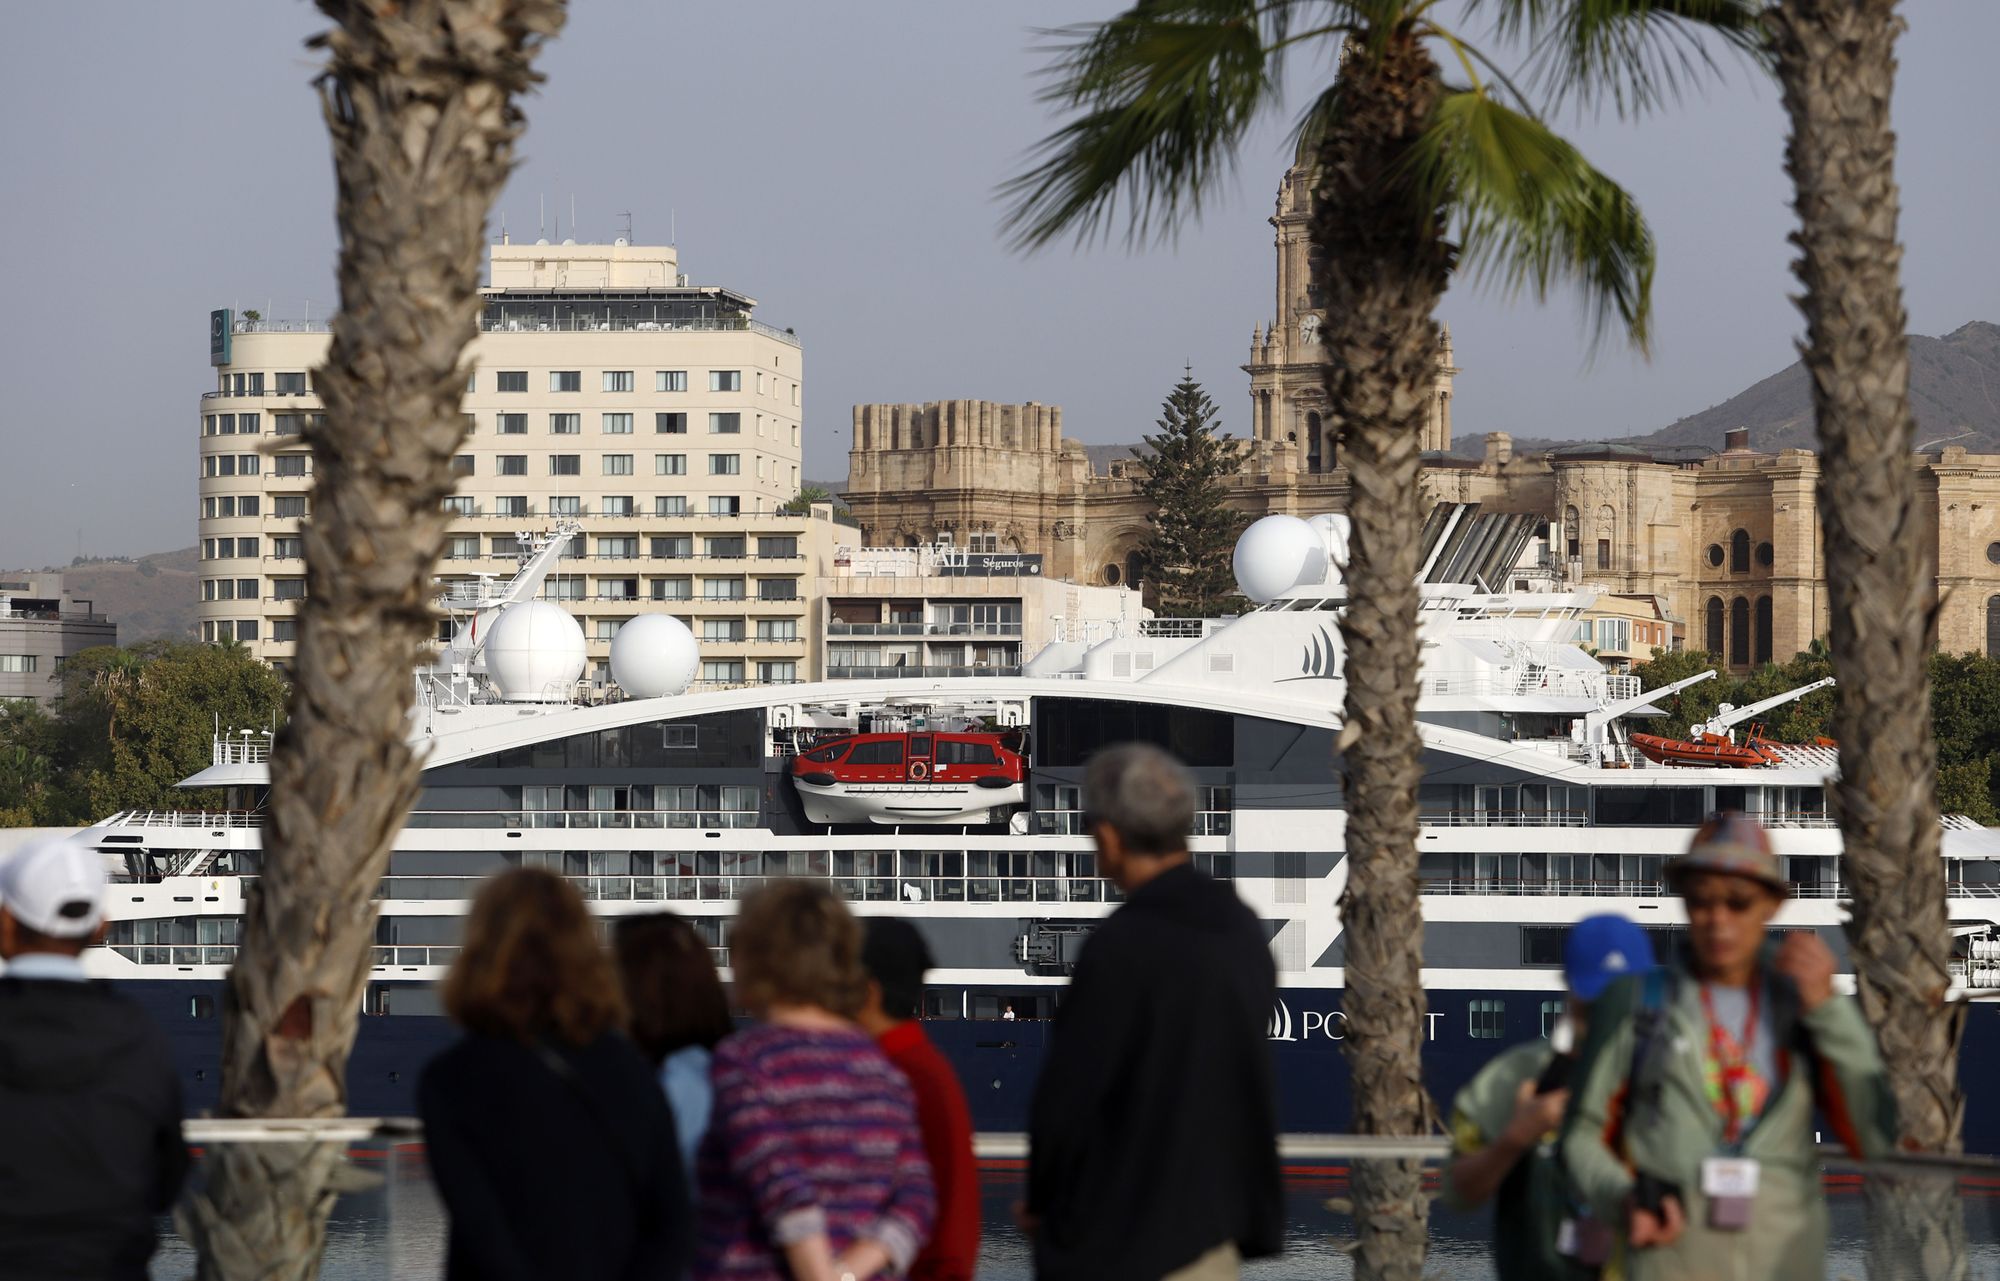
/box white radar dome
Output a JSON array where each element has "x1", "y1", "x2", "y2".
[
  {"x1": 1307, "y1": 513, "x2": 1352, "y2": 585},
  {"x1": 609, "y1": 613, "x2": 700, "y2": 699},
  {"x1": 483, "y1": 601, "x2": 587, "y2": 702},
  {"x1": 1233, "y1": 514, "x2": 1327, "y2": 603}
]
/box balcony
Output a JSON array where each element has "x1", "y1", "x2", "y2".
[{"x1": 825, "y1": 664, "x2": 1023, "y2": 679}]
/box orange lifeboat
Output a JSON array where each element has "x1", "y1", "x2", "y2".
[{"x1": 1629, "y1": 731, "x2": 1773, "y2": 768}]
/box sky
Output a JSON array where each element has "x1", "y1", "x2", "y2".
[{"x1": 0, "y1": 1, "x2": 1994, "y2": 567}]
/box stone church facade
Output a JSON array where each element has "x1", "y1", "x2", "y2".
[{"x1": 842, "y1": 156, "x2": 2000, "y2": 666}]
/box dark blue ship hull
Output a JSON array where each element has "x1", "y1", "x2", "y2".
[{"x1": 133, "y1": 980, "x2": 2000, "y2": 1152}]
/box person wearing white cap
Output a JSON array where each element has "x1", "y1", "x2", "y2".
[{"x1": 0, "y1": 834, "x2": 187, "y2": 1279}]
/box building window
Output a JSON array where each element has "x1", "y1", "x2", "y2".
[
  {"x1": 236, "y1": 619, "x2": 260, "y2": 642},
  {"x1": 602, "y1": 413, "x2": 634, "y2": 435},
  {"x1": 274, "y1": 414, "x2": 304, "y2": 437},
  {"x1": 657, "y1": 370, "x2": 687, "y2": 392},
  {"x1": 546, "y1": 575, "x2": 585, "y2": 600},
  {"x1": 497, "y1": 455, "x2": 527, "y2": 476},
  {"x1": 275, "y1": 373, "x2": 308, "y2": 394},
  {"x1": 275, "y1": 496, "x2": 307, "y2": 518},
  {"x1": 1730, "y1": 529, "x2": 1750, "y2": 574},
  {"x1": 1596, "y1": 538, "x2": 1611, "y2": 570},
  {"x1": 1756, "y1": 541, "x2": 1775, "y2": 568},
  {"x1": 1470, "y1": 999, "x2": 1506, "y2": 1040},
  {"x1": 701, "y1": 660, "x2": 745, "y2": 683},
  {"x1": 758, "y1": 536, "x2": 799, "y2": 559},
  {"x1": 446, "y1": 536, "x2": 479, "y2": 560},
  {"x1": 757, "y1": 619, "x2": 798, "y2": 641},
  {"x1": 497, "y1": 413, "x2": 527, "y2": 435},
  {"x1": 652, "y1": 536, "x2": 692, "y2": 559},
  {"x1": 236, "y1": 414, "x2": 260, "y2": 435},
  {"x1": 710, "y1": 454, "x2": 740, "y2": 476},
  {"x1": 651, "y1": 577, "x2": 692, "y2": 601},
  {"x1": 703, "y1": 577, "x2": 746, "y2": 601},
  {"x1": 709, "y1": 370, "x2": 740, "y2": 392},
  {"x1": 1755, "y1": 596, "x2": 1774, "y2": 665},
  {"x1": 603, "y1": 370, "x2": 634, "y2": 393},
  {"x1": 451, "y1": 455, "x2": 475, "y2": 477},
  {"x1": 602, "y1": 496, "x2": 634, "y2": 517},
  {"x1": 273, "y1": 619, "x2": 298, "y2": 643},
  {"x1": 657, "y1": 412, "x2": 688, "y2": 435},
  {"x1": 549, "y1": 496, "x2": 581, "y2": 516},
  {"x1": 709, "y1": 412, "x2": 741, "y2": 435},
  {"x1": 655, "y1": 496, "x2": 688, "y2": 516},
  {"x1": 759, "y1": 661, "x2": 798, "y2": 684},
  {"x1": 550, "y1": 455, "x2": 580, "y2": 476},
  {"x1": 239, "y1": 497, "x2": 260, "y2": 517},
  {"x1": 656, "y1": 454, "x2": 687, "y2": 476},
  {"x1": 442, "y1": 496, "x2": 475, "y2": 516},
  {"x1": 550, "y1": 370, "x2": 581, "y2": 393},
  {"x1": 1564, "y1": 505, "x2": 1580, "y2": 560},
  {"x1": 275, "y1": 456, "x2": 309, "y2": 477},
  {"x1": 706, "y1": 535, "x2": 746, "y2": 559},
  {"x1": 274, "y1": 579, "x2": 306, "y2": 601},
  {"x1": 758, "y1": 578, "x2": 799, "y2": 602},
  {"x1": 1730, "y1": 596, "x2": 1750, "y2": 665},
  {"x1": 1706, "y1": 543, "x2": 1725, "y2": 568},
  {"x1": 234, "y1": 537, "x2": 260, "y2": 558},
  {"x1": 273, "y1": 537, "x2": 303, "y2": 559},
  {"x1": 603, "y1": 454, "x2": 634, "y2": 476},
  {"x1": 709, "y1": 496, "x2": 741, "y2": 516},
  {"x1": 598, "y1": 537, "x2": 639, "y2": 559},
  {"x1": 495, "y1": 496, "x2": 528, "y2": 517},
  {"x1": 1989, "y1": 597, "x2": 2000, "y2": 659},
  {"x1": 550, "y1": 413, "x2": 580, "y2": 435},
  {"x1": 701, "y1": 619, "x2": 745, "y2": 643},
  {"x1": 0, "y1": 655, "x2": 37, "y2": 673},
  {"x1": 1705, "y1": 596, "x2": 1724, "y2": 656},
  {"x1": 497, "y1": 371, "x2": 527, "y2": 393}
]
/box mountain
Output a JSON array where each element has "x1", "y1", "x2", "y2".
[{"x1": 7, "y1": 548, "x2": 202, "y2": 645}]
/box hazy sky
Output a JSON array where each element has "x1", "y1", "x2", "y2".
[{"x1": 2, "y1": 1, "x2": 1994, "y2": 567}]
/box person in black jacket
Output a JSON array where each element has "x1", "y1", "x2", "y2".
[
  {"x1": 0, "y1": 835, "x2": 187, "y2": 1281},
  {"x1": 1026, "y1": 743, "x2": 1282, "y2": 1281},
  {"x1": 421, "y1": 867, "x2": 691, "y2": 1281}
]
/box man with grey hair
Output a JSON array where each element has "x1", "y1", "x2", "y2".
[{"x1": 1024, "y1": 743, "x2": 1282, "y2": 1281}]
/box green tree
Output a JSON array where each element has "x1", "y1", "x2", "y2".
[
  {"x1": 1003, "y1": 3, "x2": 1756, "y2": 1272},
  {"x1": 182, "y1": 4, "x2": 566, "y2": 1279},
  {"x1": 1134, "y1": 369, "x2": 1246, "y2": 615},
  {"x1": 778, "y1": 484, "x2": 836, "y2": 515}
]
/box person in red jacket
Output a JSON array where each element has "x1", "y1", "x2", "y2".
[{"x1": 858, "y1": 919, "x2": 980, "y2": 1281}]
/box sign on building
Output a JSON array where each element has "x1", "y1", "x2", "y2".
[{"x1": 210, "y1": 310, "x2": 232, "y2": 366}]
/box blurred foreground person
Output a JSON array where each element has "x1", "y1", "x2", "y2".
[
  {"x1": 1444, "y1": 914, "x2": 1655, "y2": 1280},
  {"x1": 696, "y1": 880, "x2": 933, "y2": 1281},
  {"x1": 1026, "y1": 743, "x2": 1281, "y2": 1281},
  {"x1": 616, "y1": 912, "x2": 734, "y2": 1181},
  {"x1": 0, "y1": 836, "x2": 186, "y2": 1281},
  {"x1": 858, "y1": 918, "x2": 979, "y2": 1281},
  {"x1": 422, "y1": 868, "x2": 690, "y2": 1281},
  {"x1": 1562, "y1": 814, "x2": 1896, "y2": 1281}
]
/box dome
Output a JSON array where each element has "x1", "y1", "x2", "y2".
[
  {"x1": 483, "y1": 602, "x2": 586, "y2": 702},
  {"x1": 609, "y1": 614, "x2": 700, "y2": 699},
  {"x1": 1234, "y1": 515, "x2": 1327, "y2": 603},
  {"x1": 1306, "y1": 513, "x2": 1351, "y2": 586}
]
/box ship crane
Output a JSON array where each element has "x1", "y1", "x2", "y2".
[
  {"x1": 1575, "y1": 668, "x2": 1718, "y2": 747},
  {"x1": 435, "y1": 520, "x2": 582, "y2": 673},
  {"x1": 1692, "y1": 677, "x2": 1836, "y2": 744}
]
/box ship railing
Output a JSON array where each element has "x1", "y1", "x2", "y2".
[
  {"x1": 1035, "y1": 809, "x2": 1233, "y2": 836},
  {"x1": 1421, "y1": 877, "x2": 1851, "y2": 899},
  {"x1": 402, "y1": 809, "x2": 761, "y2": 830},
  {"x1": 108, "y1": 809, "x2": 264, "y2": 829},
  {"x1": 361, "y1": 871, "x2": 1122, "y2": 906},
  {"x1": 1419, "y1": 809, "x2": 1590, "y2": 828}
]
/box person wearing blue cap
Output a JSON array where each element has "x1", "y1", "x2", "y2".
[{"x1": 1443, "y1": 913, "x2": 1654, "y2": 1281}]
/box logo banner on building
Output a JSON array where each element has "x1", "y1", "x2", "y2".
[
  {"x1": 210, "y1": 310, "x2": 232, "y2": 367},
  {"x1": 936, "y1": 552, "x2": 1043, "y2": 578}
]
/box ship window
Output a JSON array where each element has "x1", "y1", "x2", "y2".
[
  {"x1": 1470, "y1": 999, "x2": 1506, "y2": 1039},
  {"x1": 1034, "y1": 698, "x2": 1233, "y2": 768},
  {"x1": 847, "y1": 739, "x2": 905, "y2": 766},
  {"x1": 662, "y1": 724, "x2": 698, "y2": 750},
  {"x1": 1520, "y1": 927, "x2": 1565, "y2": 966},
  {"x1": 1594, "y1": 788, "x2": 1707, "y2": 826},
  {"x1": 802, "y1": 742, "x2": 850, "y2": 763},
  {"x1": 937, "y1": 739, "x2": 999, "y2": 766},
  {"x1": 188, "y1": 995, "x2": 216, "y2": 1019},
  {"x1": 1540, "y1": 1000, "x2": 1566, "y2": 1039},
  {"x1": 910, "y1": 736, "x2": 933, "y2": 759}
]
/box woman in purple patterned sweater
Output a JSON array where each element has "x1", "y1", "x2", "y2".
[{"x1": 696, "y1": 881, "x2": 935, "y2": 1281}]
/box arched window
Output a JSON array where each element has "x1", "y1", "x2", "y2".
[
  {"x1": 1564, "y1": 506, "x2": 1580, "y2": 560},
  {"x1": 1988, "y1": 596, "x2": 2000, "y2": 659},
  {"x1": 1755, "y1": 596, "x2": 1773, "y2": 665},
  {"x1": 1730, "y1": 597, "x2": 1751, "y2": 666},
  {"x1": 1125, "y1": 550, "x2": 1149, "y2": 589},
  {"x1": 1706, "y1": 597, "x2": 1725, "y2": 656},
  {"x1": 1731, "y1": 529, "x2": 1751, "y2": 574},
  {"x1": 1306, "y1": 411, "x2": 1324, "y2": 472}
]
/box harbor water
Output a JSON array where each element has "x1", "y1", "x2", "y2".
[{"x1": 146, "y1": 1151, "x2": 2000, "y2": 1280}]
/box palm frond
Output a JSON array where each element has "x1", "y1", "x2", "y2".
[
  {"x1": 1410, "y1": 89, "x2": 1655, "y2": 350},
  {"x1": 1469, "y1": 0, "x2": 1767, "y2": 116},
  {"x1": 999, "y1": 0, "x2": 1314, "y2": 250}
]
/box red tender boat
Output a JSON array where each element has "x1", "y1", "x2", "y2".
[
  {"x1": 1629, "y1": 731, "x2": 1784, "y2": 769},
  {"x1": 791, "y1": 731, "x2": 1027, "y2": 825}
]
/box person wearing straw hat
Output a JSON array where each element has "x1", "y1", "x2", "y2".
[
  {"x1": 0, "y1": 835, "x2": 187, "y2": 1280},
  {"x1": 1561, "y1": 813, "x2": 1896, "y2": 1281}
]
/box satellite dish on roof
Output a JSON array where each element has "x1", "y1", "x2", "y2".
[
  {"x1": 1233, "y1": 515, "x2": 1326, "y2": 603},
  {"x1": 609, "y1": 614, "x2": 700, "y2": 699}
]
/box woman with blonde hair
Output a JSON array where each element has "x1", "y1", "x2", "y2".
[
  {"x1": 696, "y1": 880, "x2": 934, "y2": 1281},
  {"x1": 422, "y1": 868, "x2": 691, "y2": 1280}
]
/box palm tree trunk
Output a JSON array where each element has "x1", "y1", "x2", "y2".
[
  {"x1": 179, "y1": 3, "x2": 565, "y2": 1278},
  {"x1": 1769, "y1": 1, "x2": 1965, "y2": 1276},
  {"x1": 1309, "y1": 30, "x2": 1454, "y2": 1281}
]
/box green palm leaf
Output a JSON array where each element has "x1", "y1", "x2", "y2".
[
  {"x1": 1473, "y1": 0, "x2": 1767, "y2": 114},
  {"x1": 1408, "y1": 88, "x2": 1655, "y2": 348}
]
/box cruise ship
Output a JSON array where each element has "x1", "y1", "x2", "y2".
[{"x1": 80, "y1": 506, "x2": 2000, "y2": 1147}]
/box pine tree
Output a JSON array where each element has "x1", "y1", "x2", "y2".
[{"x1": 1136, "y1": 369, "x2": 1247, "y2": 616}]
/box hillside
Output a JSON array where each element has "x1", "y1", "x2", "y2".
[{"x1": 11, "y1": 548, "x2": 202, "y2": 645}]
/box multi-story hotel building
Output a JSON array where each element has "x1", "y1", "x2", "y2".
[
  {"x1": 197, "y1": 239, "x2": 844, "y2": 685},
  {"x1": 0, "y1": 573, "x2": 116, "y2": 705}
]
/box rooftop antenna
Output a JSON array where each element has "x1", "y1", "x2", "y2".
[
  {"x1": 500, "y1": 211, "x2": 508, "y2": 244},
  {"x1": 539, "y1": 193, "x2": 546, "y2": 239},
  {"x1": 671, "y1": 207, "x2": 677, "y2": 247},
  {"x1": 570, "y1": 194, "x2": 577, "y2": 241},
  {"x1": 617, "y1": 210, "x2": 633, "y2": 242}
]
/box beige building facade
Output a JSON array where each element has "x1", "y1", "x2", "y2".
[
  {"x1": 198, "y1": 240, "x2": 828, "y2": 685},
  {"x1": 0, "y1": 573, "x2": 116, "y2": 705}
]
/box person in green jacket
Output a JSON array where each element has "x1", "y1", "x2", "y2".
[
  {"x1": 1560, "y1": 813, "x2": 1897, "y2": 1281},
  {"x1": 1444, "y1": 913, "x2": 1656, "y2": 1280}
]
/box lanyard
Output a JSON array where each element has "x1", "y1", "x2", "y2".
[{"x1": 1699, "y1": 978, "x2": 1762, "y2": 1145}]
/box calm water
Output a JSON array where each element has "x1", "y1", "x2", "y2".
[{"x1": 148, "y1": 1154, "x2": 2000, "y2": 1280}]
